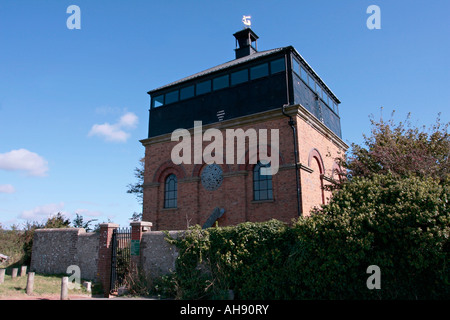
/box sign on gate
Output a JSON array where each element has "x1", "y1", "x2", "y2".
[{"x1": 130, "y1": 240, "x2": 140, "y2": 256}]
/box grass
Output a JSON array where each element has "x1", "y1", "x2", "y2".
[{"x1": 0, "y1": 272, "x2": 100, "y2": 299}]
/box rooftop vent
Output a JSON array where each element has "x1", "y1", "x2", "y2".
[{"x1": 233, "y1": 28, "x2": 259, "y2": 59}]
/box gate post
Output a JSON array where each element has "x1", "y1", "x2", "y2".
[
  {"x1": 97, "y1": 223, "x2": 119, "y2": 298},
  {"x1": 130, "y1": 221, "x2": 153, "y2": 273}
]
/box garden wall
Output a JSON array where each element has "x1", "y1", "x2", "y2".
[
  {"x1": 29, "y1": 224, "x2": 181, "y2": 286},
  {"x1": 139, "y1": 230, "x2": 183, "y2": 278},
  {"x1": 30, "y1": 228, "x2": 99, "y2": 280}
]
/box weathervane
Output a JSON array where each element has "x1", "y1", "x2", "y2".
[{"x1": 242, "y1": 15, "x2": 251, "y2": 28}]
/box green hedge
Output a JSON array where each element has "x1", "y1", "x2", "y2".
[{"x1": 167, "y1": 174, "x2": 449, "y2": 299}]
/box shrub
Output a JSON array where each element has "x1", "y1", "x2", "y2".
[
  {"x1": 168, "y1": 174, "x2": 449, "y2": 299},
  {"x1": 168, "y1": 220, "x2": 295, "y2": 300},
  {"x1": 288, "y1": 174, "x2": 449, "y2": 299}
]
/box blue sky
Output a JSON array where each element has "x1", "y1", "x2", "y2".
[{"x1": 0, "y1": 0, "x2": 449, "y2": 228}]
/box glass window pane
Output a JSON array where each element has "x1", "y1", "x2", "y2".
[
  {"x1": 165, "y1": 175, "x2": 177, "y2": 208},
  {"x1": 165, "y1": 91, "x2": 179, "y2": 104},
  {"x1": 260, "y1": 180, "x2": 267, "y2": 190},
  {"x1": 253, "y1": 162, "x2": 274, "y2": 201},
  {"x1": 196, "y1": 80, "x2": 211, "y2": 95},
  {"x1": 316, "y1": 85, "x2": 322, "y2": 96},
  {"x1": 271, "y1": 58, "x2": 286, "y2": 74},
  {"x1": 152, "y1": 95, "x2": 164, "y2": 108},
  {"x1": 260, "y1": 190, "x2": 268, "y2": 200},
  {"x1": 180, "y1": 85, "x2": 195, "y2": 100},
  {"x1": 231, "y1": 69, "x2": 248, "y2": 85},
  {"x1": 300, "y1": 66, "x2": 308, "y2": 83},
  {"x1": 250, "y1": 63, "x2": 269, "y2": 80},
  {"x1": 213, "y1": 75, "x2": 229, "y2": 91},
  {"x1": 292, "y1": 58, "x2": 300, "y2": 75},
  {"x1": 307, "y1": 74, "x2": 314, "y2": 88}
]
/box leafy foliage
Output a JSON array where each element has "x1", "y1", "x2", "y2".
[
  {"x1": 1, "y1": 213, "x2": 71, "y2": 267},
  {"x1": 43, "y1": 212, "x2": 71, "y2": 229},
  {"x1": 72, "y1": 213, "x2": 97, "y2": 232},
  {"x1": 345, "y1": 113, "x2": 449, "y2": 183},
  {"x1": 289, "y1": 174, "x2": 449, "y2": 299},
  {"x1": 127, "y1": 157, "x2": 145, "y2": 205},
  {"x1": 167, "y1": 174, "x2": 449, "y2": 299}
]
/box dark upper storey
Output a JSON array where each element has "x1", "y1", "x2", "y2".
[{"x1": 147, "y1": 28, "x2": 342, "y2": 138}]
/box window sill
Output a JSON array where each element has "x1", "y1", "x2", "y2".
[
  {"x1": 251, "y1": 199, "x2": 275, "y2": 204},
  {"x1": 161, "y1": 207, "x2": 178, "y2": 211}
]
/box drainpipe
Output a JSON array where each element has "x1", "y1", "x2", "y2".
[{"x1": 282, "y1": 54, "x2": 302, "y2": 217}]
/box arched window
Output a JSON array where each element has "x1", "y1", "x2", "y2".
[
  {"x1": 253, "y1": 162, "x2": 273, "y2": 201},
  {"x1": 164, "y1": 174, "x2": 177, "y2": 208}
]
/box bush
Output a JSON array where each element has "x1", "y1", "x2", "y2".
[
  {"x1": 168, "y1": 174, "x2": 449, "y2": 299},
  {"x1": 290, "y1": 174, "x2": 449, "y2": 299}
]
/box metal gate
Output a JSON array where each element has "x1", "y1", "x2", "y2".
[{"x1": 110, "y1": 227, "x2": 131, "y2": 293}]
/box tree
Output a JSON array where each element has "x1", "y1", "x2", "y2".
[
  {"x1": 344, "y1": 112, "x2": 449, "y2": 184},
  {"x1": 127, "y1": 157, "x2": 144, "y2": 205},
  {"x1": 44, "y1": 212, "x2": 71, "y2": 228},
  {"x1": 72, "y1": 213, "x2": 98, "y2": 232},
  {"x1": 130, "y1": 212, "x2": 142, "y2": 222}
]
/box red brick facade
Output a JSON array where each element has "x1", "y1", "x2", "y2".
[{"x1": 141, "y1": 105, "x2": 348, "y2": 231}]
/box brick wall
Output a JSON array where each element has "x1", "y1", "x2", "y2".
[{"x1": 141, "y1": 104, "x2": 348, "y2": 230}]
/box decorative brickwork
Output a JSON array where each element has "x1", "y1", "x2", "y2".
[
  {"x1": 141, "y1": 105, "x2": 348, "y2": 230},
  {"x1": 96, "y1": 223, "x2": 118, "y2": 297}
]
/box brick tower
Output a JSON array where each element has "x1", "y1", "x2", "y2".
[{"x1": 140, "y1": 28, "x2": 348, "y2": 230}]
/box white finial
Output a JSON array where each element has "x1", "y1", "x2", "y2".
[{"x1": 242, "y1": 15, "x2": 251, "y2": 28}]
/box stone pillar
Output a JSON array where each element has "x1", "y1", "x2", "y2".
[
  {"x1": 129, "y1": 221, "x2": 153, "y2": 274},
  {"x1": 96, "y1": 223, "x2": 119, "y2": 298}
]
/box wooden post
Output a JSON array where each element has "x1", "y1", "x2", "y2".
[
  {"x1": 11, "y1": 268, "x2": 18, "y2": 279},
  {"x1": 0, "y1": 269, "x2": 5, "y2": 284},
  {"x1": 26, "y1": 272, "x2": 35, "y2": 295},
  {"x1": 61, "y1": 277, "x2": 69, "y2": 300},
  {"x1": 20, "y1": 266, "x2": 27, "y2": 277}
]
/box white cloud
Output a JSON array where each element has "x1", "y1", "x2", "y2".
[
  {"x1": 118, "y1": 112, "x2": 138, "y2": 128},
  {"x1": 88, "y1": 123, "x2": 130, "y2": 142},
  {"x1": 0, "y1": 184, "x2": 15, "y2": 194},
  {"x1": 20, "y1": 202, "x2": 65, "y2": 220},
  {"x1": 88, "y1": 112, "x2": 138, "y2": 143},
  {"x1": 75, "y1": 208, "x2": 103, "y2": 217},
  {"x1": 0, "y1": 149, "x2": 49, "y2": 177}
]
